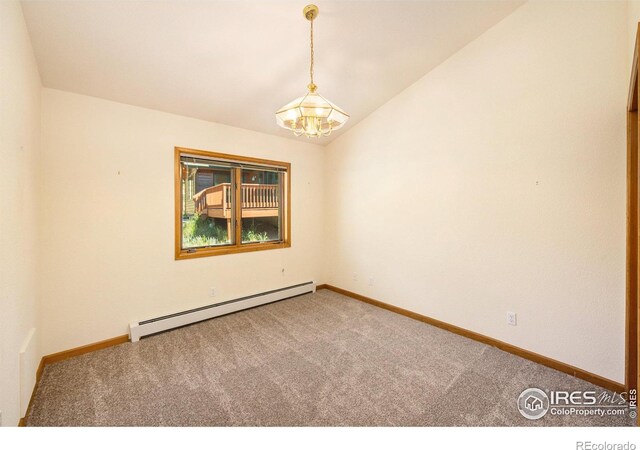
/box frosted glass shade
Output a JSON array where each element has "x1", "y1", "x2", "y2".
[{"x1": 276, "y1": 89, "x2": 349, "y2": 138}]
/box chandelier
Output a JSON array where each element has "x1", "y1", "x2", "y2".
[{"x1": 276, "y1": 4, "x2": 349, "y2": 138}]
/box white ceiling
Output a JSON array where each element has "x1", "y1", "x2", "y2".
[{"x1": 21, "y1": 0, "x2": 524, "y2": 144}]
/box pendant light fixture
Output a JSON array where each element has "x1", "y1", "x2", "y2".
[{"x1": 276, "y1": 4, "x2": 349, "y2": 138}]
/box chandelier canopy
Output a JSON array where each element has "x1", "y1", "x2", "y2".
[{"x1": 276, "y1": 4, "x2": 349, "y2": 138}]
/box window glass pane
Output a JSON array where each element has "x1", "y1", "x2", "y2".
[
  {"x1": 181, "y1": 159, "x2": 234, "y2": 248},
  {"x1": 241, "y1": 169, "x2": 282, "y2": 243}
]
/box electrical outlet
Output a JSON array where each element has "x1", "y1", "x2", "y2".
[
  {"x1": 507, "y1": 312, "x2": 517, "y2": 326},
  {"x1": 368, "y1": 277, "x2": 374, "y2": 286},
  {"x1": 209, "y1": 287, "x2": 216, "y2": 298},
  {"x1": 353, "y1": 273, "x2": 358, "y2": 282}
]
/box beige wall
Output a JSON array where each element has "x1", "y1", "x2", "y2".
[
  {"x1": 0, "y1": 1, "x2": 42, "y2": 426},
  {"x1": 324, "y1": 1, "x2": 628, "y2": 383},
  {"x1": 39, "y1": 89, "x2": 325, "y2": 356}
]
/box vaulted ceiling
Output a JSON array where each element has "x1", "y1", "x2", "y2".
[{"x1": 21, "y1": 0, "x2": 524, "y2": 144}]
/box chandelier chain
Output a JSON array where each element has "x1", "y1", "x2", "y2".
[{"x1": 309, "y1": 18, "x2": 314, "y2": 86}]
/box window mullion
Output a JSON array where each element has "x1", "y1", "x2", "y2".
[{"x1": 234, "y1": 167, "x2": 242, "y2": 246}]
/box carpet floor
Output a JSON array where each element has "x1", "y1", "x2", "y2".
[{"x1": 27, "y1": 290, "x2": 632, "y2": 426}]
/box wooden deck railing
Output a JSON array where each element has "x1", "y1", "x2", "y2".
[
  {"x1": 193, "y1": 183, "x2": 279, "y2": 215},
  {"x1": 241, "y1": 184, "x2": 279, "y2": 209},
  {"x1": 193, "y1": 183, "x2": 231, "y2": 214}
]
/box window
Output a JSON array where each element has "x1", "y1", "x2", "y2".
[{"x1": 175, "y1": 147, "x2": 290, "y2": 259}]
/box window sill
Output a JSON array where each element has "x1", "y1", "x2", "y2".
[{"x1": 175, "y1": 241, "x2": 291, "y2": 260}]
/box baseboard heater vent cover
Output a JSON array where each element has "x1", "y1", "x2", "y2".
[{"x1": 129, "y1": 281, "x2": 316, "y2": 342}]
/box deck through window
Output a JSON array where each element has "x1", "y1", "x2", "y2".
[{"x1": 175, "y1": 147, "x2": 290, "y2": 259}]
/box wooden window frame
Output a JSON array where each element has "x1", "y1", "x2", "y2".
[{"x1": 174, "y1": 147, "x2": 291, "y2": 260}]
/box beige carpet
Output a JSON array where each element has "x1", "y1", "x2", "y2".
[{"x1": 27, "y1": 290, "x2": 632, "y2": 426}]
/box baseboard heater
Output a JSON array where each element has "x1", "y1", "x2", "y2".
[{"x1": 129, "y1": 281, "x2": 316, "y2": 342}]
